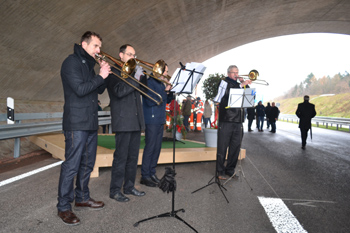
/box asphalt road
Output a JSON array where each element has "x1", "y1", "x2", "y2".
[{"x1": 0, "y1": 121, "x2": 349, "y2": 233}]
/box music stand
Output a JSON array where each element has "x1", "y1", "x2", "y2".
[
  {"x1": 134, "y1": 62, "x2": 205, "y2": 233},
  {"x1": 222, "y1": 88, "x2": 255, "y2": 190}
]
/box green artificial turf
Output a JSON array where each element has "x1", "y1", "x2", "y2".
[{"x1": 98, "y1": 135, "x2": 205, "y2": 150}]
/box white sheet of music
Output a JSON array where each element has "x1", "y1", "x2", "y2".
[
  {"x1": 170, "y1": 62, "x2": 206, "y2": 94},
  {"x1": 227, "y1": 88, "x2": 256, "y2": 108},
  {"x1": 213, "y1": 80, "x2": 227, "y2": 103}
]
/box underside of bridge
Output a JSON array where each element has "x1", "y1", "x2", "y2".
[{"x1": 1, "y1": 0, "x2": 350, "y2": 107}]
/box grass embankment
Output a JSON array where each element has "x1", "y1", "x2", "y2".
[{"x1": 275, "y1": 93, "x2": 350, "y2": 118}]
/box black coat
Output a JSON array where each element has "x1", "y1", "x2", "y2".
[
  {"x1": 247, "y1": 107, "x2": 255, "y2": 120},
  {"x1": 218, "y1": 77, "x2": 244, "y2": 123},
  {"x1": 61, "y1": 44, "x2": 106, "y2": 131},
  {"x1": 268, "y1": 106, "x2": 279, "y2": 123},
  {"x1": 296, "y1": 101, "x2": 316, "y2": 129},
  {"x1": 106, "y1": 66, "x2": 147, "y2": 132}
]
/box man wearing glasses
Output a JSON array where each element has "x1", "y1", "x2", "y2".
[
  {"x1": 106, "y1": 44, "x2": 147, "y2": 202},
  {"x1": 216, "y1": 65, "x2": 251, "y2": 180}
]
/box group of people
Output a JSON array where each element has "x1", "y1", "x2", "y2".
[
  {"x1": 247, "y1": 101, "x2": 280, "y2": 133},
  {"x1": 57, "y1": 31, "x2": 317, "y2": 226},
  {"x1": 58, "y1": 31, "x2": 172, "y2": 226},
  {"x1": 181, "y1": 96, "x2": 212, "y2": 132}
]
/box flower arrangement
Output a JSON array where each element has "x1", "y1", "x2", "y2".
[
  {"x1": 166, "y1": 99, "x2": 187, "y2": 139},
  {"x1": 166, "y1": 112, "x2": 187, "y2": 139}
]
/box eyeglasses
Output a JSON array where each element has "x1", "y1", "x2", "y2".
[{"x1": 123, "y1": 52, "x2": 137, "y2": 58}]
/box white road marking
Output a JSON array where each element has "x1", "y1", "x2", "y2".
[
  {"x1": 258, "y1": 196, "x2": 307, "y2": 233},
  {"x1": 0, "y1": 161, "x2": 63, "y2": 187}
]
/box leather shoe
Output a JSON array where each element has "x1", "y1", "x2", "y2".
[
  {"x1": 58, "y1": 210, "x2": 80, "y2": 226},
  {"x1": 110, "y1": 192, "x2": 130, "y2": 202},
  {"x1": 140, "y1": 177, "x2": 157, "y2": 187},
  {"x1": 124, "y1": 188, "x2": 145, "y2": 196},
  {"x1": 225, "y1": 170, "x2": 235, "y2": 177},
  {"x1": 75, "y1": 198, "x2": 104, "y2": 209},
  {"x1": 151, "y1": 175, "x2": 160, "y2": 184}
]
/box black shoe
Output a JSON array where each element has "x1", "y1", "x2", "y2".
[
  {"x1": 140, "y1": 177, "x2": 157, "y2": 187},
  {"x1": 124, "y1": 188, "x2": 145, "y2": 196},
  {"x1": 225, "y1": 170, "x2": 235, "y2": 177},
  {"x1": 110, "y1": 192, "x2": 130, "y2": 202},
  {"x1": 151, "y1": 175, "x2": 160, "y2": 184},
  {"x1": 301, "y1": 146, "x2": 305, "y2": 150}
]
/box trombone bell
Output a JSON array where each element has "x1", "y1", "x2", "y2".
[{"x1": 248, "y1": 70, "x2": 259, "y2": 81}]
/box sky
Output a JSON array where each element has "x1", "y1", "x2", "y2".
[{"x1": 192, "y1": 33, "x2": 350, "y2": 103}]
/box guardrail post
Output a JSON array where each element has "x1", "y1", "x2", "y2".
[
  {"x1": 326, "y1": 123, "x2": 328, "y2": 128},
  {"x1": 337, "y1": 124, "x2": 339, "y2": 130},
  {"x1": 316, "y1": 122, "x2": 319, "y2": 127}
]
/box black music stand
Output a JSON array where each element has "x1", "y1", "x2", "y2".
[
  {"x1": 222, "y1": 88, "x2": 255, "y2": 189},
  {"x1": 134, "y1": 62, "x2": 205, "y2": 233}
]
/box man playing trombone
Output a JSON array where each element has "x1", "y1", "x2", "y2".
[
  {"x1": 216, "y1": 65, "x2": 251, "y2": 180},
  {"x1": 106, "y1": 44, "x2": 147, "y2": 202},
  {"x1": 141, "y1": 64, "x2": 173, "y2": 187},
  {"x1": 58, "y1": 31, "x2": 110, "y2": 225}
]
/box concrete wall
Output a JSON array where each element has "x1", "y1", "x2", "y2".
[{"x1": 1, "y1": 0, "x2": 349, "y2": 107}]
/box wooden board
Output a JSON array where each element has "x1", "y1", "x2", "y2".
[{"x1": 29, "y1": 133, "x2": 246, "y2": 177}]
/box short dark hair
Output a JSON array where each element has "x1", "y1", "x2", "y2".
[
  {"x1": 81, "y1": 31, "x2": 102, "y2": 44},
  {"x1": 119, "y1": 44, "x2": 133, "y2": 53},
  {"x1": 304, "y1": 95, "x2": 310, "y2": 101}
]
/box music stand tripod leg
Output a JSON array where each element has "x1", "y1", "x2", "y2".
[{"x1": 134, "y1": 93, "x2": 198, "y2": 232}]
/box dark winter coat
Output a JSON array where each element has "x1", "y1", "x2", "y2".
[
  {"x1": 142, "y1": 76, "x2": 173, "y2": 125},
  {"x1": 106, "y1": 66, "x2": 147, "y2": 132},
  {"x1": 296, "y1": 101, "x2": 316, "y2": 129},
  {"x1": 61, "y1": 44, "x2": 106, "y2": 131},
  {"x1": 268, "y1": 106, "x2": 279, "y2": 123},
  {"x1": 218, "y1": 77, "x2": 244, "y2": 123},
  {"x1": 256, "y1": 104, "x2": 265, "y2": 117}
]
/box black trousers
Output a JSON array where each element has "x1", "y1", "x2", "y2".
[
  {"x1": 141, "y1": 124, "x2": 164, "y2": 178},
  {"x1": 110, "y1": 131, "x2": 140, "y2": 196},
  {"x1": 217, "y1": 122, "x2": 243, "y2": 175},
  {"x1": 300, "y1": 128, "x2": 309, "y2": 146}
]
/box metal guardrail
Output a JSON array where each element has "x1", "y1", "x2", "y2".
[
  {"x1": 279, "y1": 114, "x2": 350, "y2": 132},
  {"x1": 0, "y1": 111, "x2": 111, "y2": 158}
]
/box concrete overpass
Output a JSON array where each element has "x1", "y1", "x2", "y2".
[{"x1": 1, "y1": 0, "x2": 350, "y2": 106}]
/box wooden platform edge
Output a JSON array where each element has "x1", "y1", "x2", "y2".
[{"x1": 29, "y1": 133, "x2": 246, "y2": 178}]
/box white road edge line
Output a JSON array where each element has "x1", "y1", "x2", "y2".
[
  {"x1": 0, "y1": 161, "x2": 63, "y2": 187},
  {"x1": 258, "y1": 196, "x2": 307, "y2": 233}
]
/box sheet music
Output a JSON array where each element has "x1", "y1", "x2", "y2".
[
  {"x1": 213, "y1": 80, "x2": 227, "y2": 103},
  {"x1": 170, "y1": 62, "x2": 206, "y2": 94},
  {"x1": 227, "y1": 88, "x2": 256, "y2": 108}
]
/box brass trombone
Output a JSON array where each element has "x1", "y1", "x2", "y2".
[
  {"x1": 240, "y1": 70, "x2": 269, "y2": 86},
  {"x1": 95, "y1": 52, "x2": 163, "y2": 105},
  {"x1": 135, "y1": 58, "x2": 172, "y2": 85},
  {"x1": 100, "y1": 51, "x2": 171, "y2": 86}
]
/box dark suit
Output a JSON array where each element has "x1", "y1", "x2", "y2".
[
  {"x1": 106, "y1": 66, "x2": 147, "y2": 195},
  {"x1": 296, "y1": 100, "x2": 316, "y2": 147}
]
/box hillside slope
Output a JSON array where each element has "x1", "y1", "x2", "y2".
[{"x1": 274, "y1": 93, "x2": 350, "y2": 118}]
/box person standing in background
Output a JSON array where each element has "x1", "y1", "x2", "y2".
[
  {"x1": 203, "y1": 100, "x2": 212, "y2": 128},
  {"x1": 296, "y1": 95, "x2": 316, "y2": 149},
  {"x1": 268, "y1": 102, "x2": 279, "y2": 133},
  {"x1": 255, "y1": 101, "x2": 265, "y2": 132}
]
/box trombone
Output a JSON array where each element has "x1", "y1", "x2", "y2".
[
  {"x1": 95, "y1": 52, "x2": 163, "y2": 105},
  {"x1": 240, "y1": 70, "x2": 269, "y2": 86},
  {"x1": 100, "y1": 51, "x2": 171, "y2": 86},
  {"x1": 135, "y1": 58, "x2": 172, "y2": 85}
]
